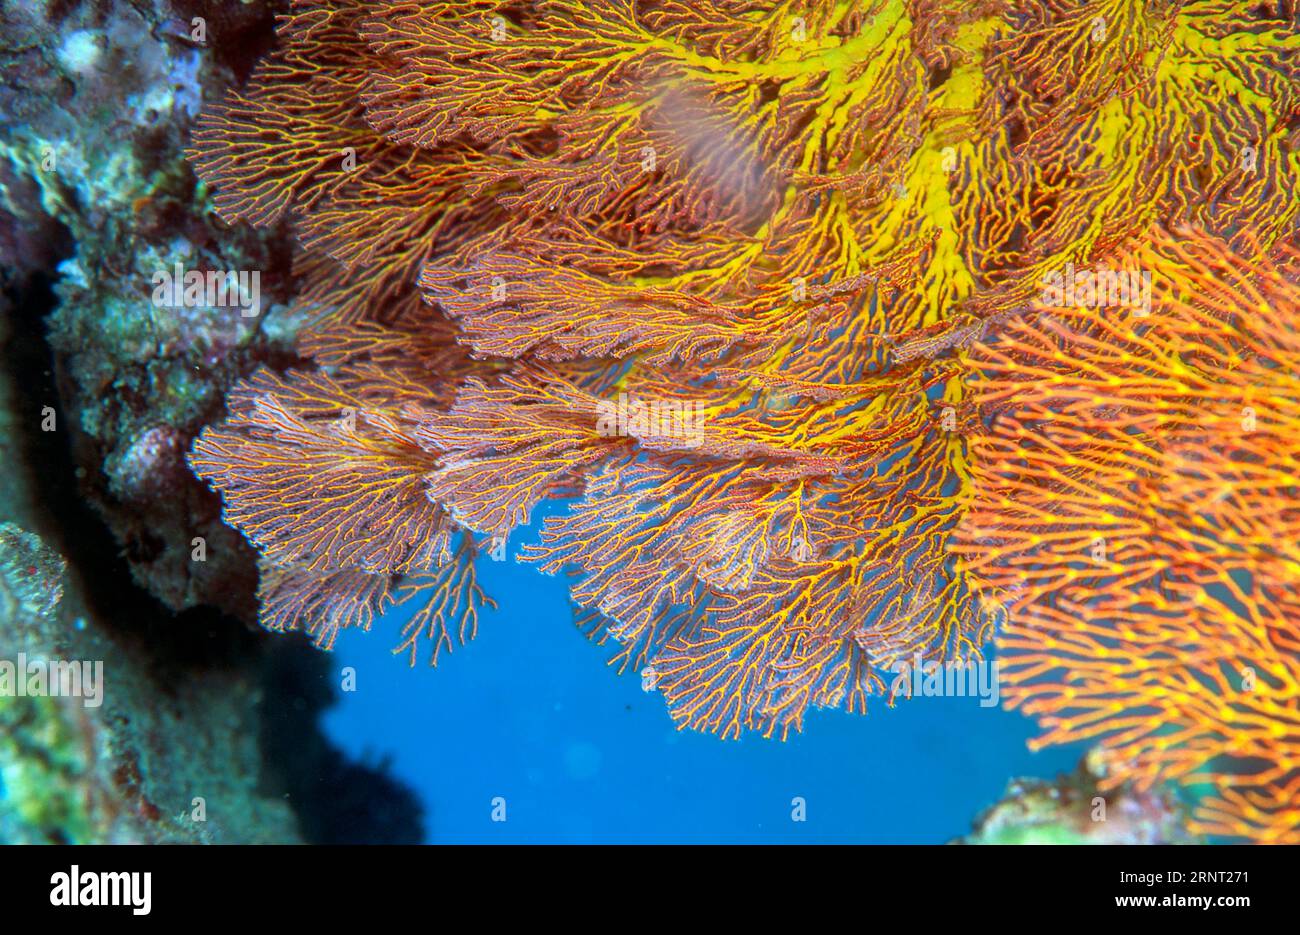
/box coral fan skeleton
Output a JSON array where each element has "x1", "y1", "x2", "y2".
[{"x1": 187, "y1": 0, "x2": 1299, "y2": 840}]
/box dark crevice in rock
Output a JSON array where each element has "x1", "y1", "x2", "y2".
[
  {"x1": 5, "y1": 271, "x2": 261, "y2": 674},
  {"x1": 0, "y1": 0, "x2": 424, "y2": 845},
  {"x1": 258, "y1": 645, "x2": 427, "y2": 844},
  {"x1": 6, "y1": 272, "x2": 424, "y2": 844}
]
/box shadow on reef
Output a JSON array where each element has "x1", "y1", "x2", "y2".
[
  {"x1": 260, "y1": 645, "x2": 426, "y2": 845},
  {"x1": 0, "y1": 0, "x2": 424, "y2": 844},
  {"x1": 1, "y1": 270, "x2": 260, "y2": 666},
  {"x1": 0, "y1": 236, "x2": 424, "y2": 847}
]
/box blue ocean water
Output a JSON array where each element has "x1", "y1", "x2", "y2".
[{"x1": 322, "y1": 519, "x2": 1086, "y2": 843}]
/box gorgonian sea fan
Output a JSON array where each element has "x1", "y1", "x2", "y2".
[
  {"x1": 955, "y1": 228, "x2": 1300, "y2": 843},
  {"x1": 187, "y1": 0, "x2": 1299, "y2": 745}
]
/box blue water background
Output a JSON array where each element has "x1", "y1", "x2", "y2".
[{"x1": 321, "y1": 518, "x2": 1086, "y2": 843}]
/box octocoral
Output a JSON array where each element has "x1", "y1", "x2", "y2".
[
  {"x1": 957, "y1": 228, "x2": 1300, "y2": 843},
  {"x1": 187, "y1": 0, "x2": 1299, "y2": 788}
]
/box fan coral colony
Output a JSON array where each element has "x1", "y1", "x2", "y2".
[{"x1": 184, "y1": 0, "x2": 1300, "y2": 842}]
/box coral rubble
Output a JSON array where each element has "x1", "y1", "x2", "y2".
[{"x1": 958, "y1": 750, "x2": 1200, "y2": 845}]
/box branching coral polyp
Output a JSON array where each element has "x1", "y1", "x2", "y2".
[{"x1": 187, "y1": 0, "x2": 1298, "y2": 836}]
